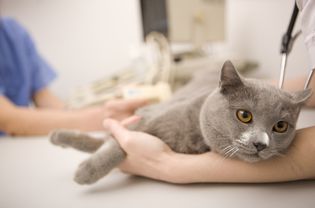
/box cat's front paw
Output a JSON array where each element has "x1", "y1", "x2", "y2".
[{"x1": 74, "y1": 160, "x2": 102, "y2": 185}]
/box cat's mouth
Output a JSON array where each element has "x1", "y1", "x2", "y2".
[
  {"x1": 220, "y1": 144, "x2": 262, "y2": 162},
  {"x1": 221, "y1": 141, "x2": 275, "y2": 163},
  {"x1": 232, "y1": 141, "x2": 267, "y2": 162}
]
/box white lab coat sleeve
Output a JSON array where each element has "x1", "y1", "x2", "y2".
[{"x1": 296, "y1": 0, "x2": 315, "y2": 69}]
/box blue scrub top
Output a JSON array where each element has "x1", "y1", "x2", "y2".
[
  {"x1": 0, "y1": 17, "x2": 57, "y2": 136},
  {"x1": 0, "y1": 17, "x2": 56, "y2": 106}
]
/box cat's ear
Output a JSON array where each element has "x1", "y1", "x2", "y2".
[
  {"x1": 219, "y1": 60, "x2": 244, "y2": 93},
  {"x1": 291, "y1": 88, "x2": 312, "y2": 105}
]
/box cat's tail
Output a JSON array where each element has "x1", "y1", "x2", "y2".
[{"x1": 74, "y1": 137, "x2": 126, "y2": 185}]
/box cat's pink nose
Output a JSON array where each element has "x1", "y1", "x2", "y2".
[{"x1": 253, "y1": 142, "x2": 267, "y2": 152}]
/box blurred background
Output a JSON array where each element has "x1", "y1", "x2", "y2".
[{"x1": 0, "y1": 0, "x2": 310, "y2": 102}]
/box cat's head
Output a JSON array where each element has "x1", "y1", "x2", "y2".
[{"x1": 200, "y1": 60, "x2": 312, "y2": 162}]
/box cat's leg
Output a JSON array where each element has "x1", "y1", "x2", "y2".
[
  {"x1": 50, "y1": 130, "x2": 104, "y2": 153},
  {"x1": 74, "y1": 137, "x2": 126, "y2": 185}
]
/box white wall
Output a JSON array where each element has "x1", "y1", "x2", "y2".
[
  {"x1": 1, "y1": 0, "x2": 310, "y2": 99},
  {"x1": 1, "y1": 0, "x2": 143, "y2": 99},
  {"x1": 225, "y1": 0, "x2": 310, "y2": 80}
]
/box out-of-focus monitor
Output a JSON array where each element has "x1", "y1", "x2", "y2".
[{"x1": 140, "y1": 0, "x2": 225, "y2": 46}]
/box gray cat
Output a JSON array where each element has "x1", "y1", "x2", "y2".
[{"x1": 50, "y1": 60, "x2": 311, "y2": 185}]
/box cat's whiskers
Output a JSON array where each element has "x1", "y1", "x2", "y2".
[
  {"x1": 224, "y1": 146, "x2": 236, "y2": 157},
  {"x1": 229, "y1": 147, "x2": 239, "y2": 158},
  {"x1": 211, "y1": 145, "x2": 234, "y2": 168},
  {"x1": 211, "y1": 152, "x2": 229, "y2": 168},
  {"x1": 212, "y1": 145, "x2": 239, "y2": 169},
  {"x1": 222, "y1": 145, "x2": 233, "y2": 153}
]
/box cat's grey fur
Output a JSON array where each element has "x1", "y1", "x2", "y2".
[{"x1": 51, "y1": 60, "x2": 311, "y2": 185}]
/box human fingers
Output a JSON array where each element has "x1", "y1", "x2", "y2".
[
  {"x1": 103, "y1": 118, "x2": 130, "y2": 145},
  {"x1": 122, "y1": 98, "x2": 150, "y2": 111},
  {"x1": 121, "y1": 115, "x2": 142, "y2": 127}
]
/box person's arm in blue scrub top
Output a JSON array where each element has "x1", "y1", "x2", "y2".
[
  {"x1": 0, "y1": 18, "x2": 149, "y2": 136},
  {"x1": 0, "y1": 95, "x2": 148, "y2": 136},
  {"x1": 33, "y1": 87, "x2": 66, "y2": 109}
]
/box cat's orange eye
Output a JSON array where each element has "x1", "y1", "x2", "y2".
[
  {"x1": 273, "y1": 121, "x2": 288, "y2": 133},
  {"x1": 236, "y1": 110, "x2": 252, "y2": 123}
]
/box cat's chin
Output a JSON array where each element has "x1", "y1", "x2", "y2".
[{"x1": 236, "y1": 152, "x2": 262, "y2": 163}]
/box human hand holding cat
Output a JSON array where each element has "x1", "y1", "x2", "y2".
[
  {"x1": 103, "y1": 99, "x2": 149, "y2": 121},
  {"x1": 104, "y1": 118, "x2": 315, "y2": 184},
  {"x1": 103, "y1": 117, "x2": 255, "y2": 184},
  {"x1": 77, "y1": 99, "x2": 149, "y2": 131},
  {"x1": 104, "y1": 118, "x2": 175, "y2": 182}
]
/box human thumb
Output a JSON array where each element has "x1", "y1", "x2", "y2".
[{"x1": 103, "y1": 118, "x2": 129, "y2": 144}]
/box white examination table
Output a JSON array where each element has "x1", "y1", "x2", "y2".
[{"x1": 1, "y1": 109, "x2": 315, "y2": 208}]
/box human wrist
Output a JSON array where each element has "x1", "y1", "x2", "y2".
[
  {"x1": 157, "y1": 150, "x2": 178, "y2": 183},
  {"x1": 159, "y1": 151, "x2": 193, "y2": 184},
  {"x1": 160, "y1": 152, "x2": 237, "y2": 184},
  {"x1": 80, "y1": 107, "x2": 103, "y2": 131}
]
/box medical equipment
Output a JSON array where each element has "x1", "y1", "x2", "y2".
[
  {"x1": 67, "y1": 32, "x2": 173, "y2": 109},
  {"x1": 278, "y1": 2, "x2": 314, "y2": 90}
]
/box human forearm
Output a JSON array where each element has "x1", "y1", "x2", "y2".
[
  {"x1": 166, "y1": 153, "x2": 307, "y2": 184},
  {"x1": 0, "y1": 95, "x2": 148, "y2": 136},
  {"x1": 163, "y1": 127, "x2": 315, "y2": 184},
  {"x1": 33, "y1": 88, "x2": 65, "y2": 109},
  {"x1": 1, "y1": 107, "x2": 103, "y2": 136}
]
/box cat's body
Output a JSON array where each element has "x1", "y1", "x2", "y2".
[
  {"x1": 132, "y1": 89, "x2": 209, "y2": 154},
  {"x1": 129, "y1": 62, "x2": 220, "y2": 154},
  {"x1": 51, "y1": 61, "x2": 311, "y2": 185}
]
